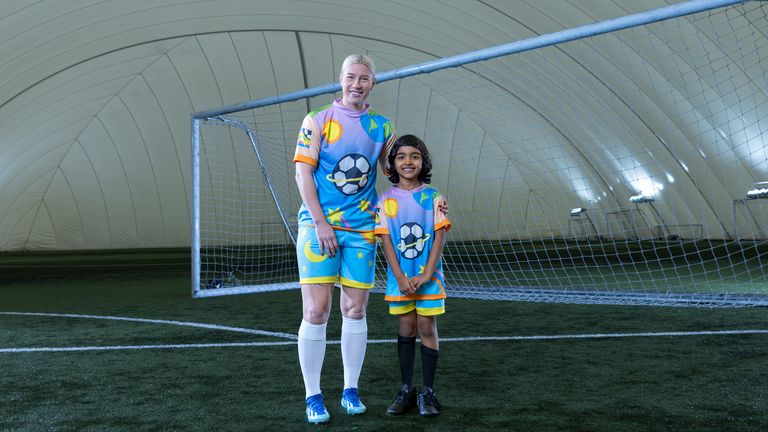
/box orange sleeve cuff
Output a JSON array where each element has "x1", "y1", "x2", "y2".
[
  {"x1": 435, "y1": 219, "x2": 451, "y2": 233},
  {"x1": 293, "y1": 154, "x2": 318, "y2": 166}
]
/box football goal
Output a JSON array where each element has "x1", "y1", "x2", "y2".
[{"x1": 191, "y1": 0, "x2": 768, "y2": 306}]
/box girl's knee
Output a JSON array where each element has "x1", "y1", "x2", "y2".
[
  {"x1": 398, "y1": 311, "x2": 418, "y2": 336},
  {"x1": 417, "y1": 316, "x2": 437, "y2": 337}
]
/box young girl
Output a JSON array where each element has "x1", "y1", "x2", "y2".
[{"x1": 375, "y1": 135, "x2": 451, "y2": 417}]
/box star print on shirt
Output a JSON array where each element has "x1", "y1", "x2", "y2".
[
  {"x1": 327, "y1": 207, "x2": 344, "y2": 225},
  {"x1": 358, "y1": 199, "x2": 376, "y2": 217}
]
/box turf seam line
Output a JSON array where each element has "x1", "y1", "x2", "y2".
[
  {"x1": 0, "y1": 342, "x2": 298, "y2": 353},
  {"x1": 1, "y1": 330, "x2": 767, "y2": 354},
  {"x1": 438, "y1": 329, "x2": 768, "y2": 341},
  {"x1": 0, "y1": 311, "x2": 297, "y2": 340}
]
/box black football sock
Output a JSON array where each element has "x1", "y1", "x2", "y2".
[
  {"x1": 398, "y1": 335, "x2": 417, "y2": 388},
  {"x1": 421, "y1": 344, "x2": 439, "y2": 389}
]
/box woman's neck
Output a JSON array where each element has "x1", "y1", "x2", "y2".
[{"x1": 339, "y1": 98, "x2": 366, "y2": 111}]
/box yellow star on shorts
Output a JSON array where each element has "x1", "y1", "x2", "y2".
[
  {"x1": 419, "y1": 265, "x2": 425, "y2": 274},
  {"x1": 357, "y1": 251, "x2": 364, "y2": 259}
]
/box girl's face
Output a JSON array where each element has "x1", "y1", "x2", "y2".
[
  {"x1": 339, "y1": 63, "x2": 374, "y2": 110},
  {"x1": 394, "y1": 145, "x2": 423, "y2": 183}
]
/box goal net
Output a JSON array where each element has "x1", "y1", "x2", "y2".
[{"x1": 192, "y1": 0, "x2": 768, "y2": 306}]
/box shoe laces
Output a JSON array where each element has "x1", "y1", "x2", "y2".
[
  {"x1": 393, "y1": 391, "x2": 406, "y2": 404},
  {"x1": 420, "y1": 387, "x2": 440, "y2": 407},
  {"x1": 306, "y1": 393, "x2": 327, "y2": 414},
  {"x1": 342, "y1": 388, "x2": 361, "y2": 406}
]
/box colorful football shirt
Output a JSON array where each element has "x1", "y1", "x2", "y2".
[
  {"x1": 375, "y1": 184, "x2": 451, "y2": 301},
  {"x1": 294, "y1": 100, "x2": 395, "y2": 232}
]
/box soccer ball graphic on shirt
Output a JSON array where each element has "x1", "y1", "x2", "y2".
[
  {"x1": 398, "y1": 222, "x2": 430, "y2": 259},
  {"x1": 331, "y1": 153, "x2": 370, "y2": 195}
]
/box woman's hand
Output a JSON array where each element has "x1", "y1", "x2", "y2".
[
  {"x1": 314, "y1": 220, "x2": 338, "y2": 257},
  {"x1": 437, "y1": 197, "x2": 449, "y2": 215}
]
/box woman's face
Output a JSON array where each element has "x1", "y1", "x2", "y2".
[{"x1": 339, "y1": 63, "x2": 374, "y2": 110}]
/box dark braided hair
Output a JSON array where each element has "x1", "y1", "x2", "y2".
[{"x1": 387, "y1": 134, "x2": 432, "y2": 185}]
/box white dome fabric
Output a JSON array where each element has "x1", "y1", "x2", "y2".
[{"x1": 0, "y1": 0, "x2": 764, "y2": 250}]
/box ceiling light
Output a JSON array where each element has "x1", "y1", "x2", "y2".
[{"x1": 629, "y1": 193, "x2": 655, "y2": 203}]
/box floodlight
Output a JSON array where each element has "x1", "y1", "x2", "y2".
[
  {"x1": 570, "y1": 207, "x2": 585, "y2": 215},
  {"x1": 746, "y1": 187, "x2": 768, "y2": 199},
  {"x1": 629, "y1": 193, "x2": 655, "y2": 203}
]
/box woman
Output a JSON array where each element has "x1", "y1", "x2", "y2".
[{"x1": 293, "y1": 54, "x2": 393, "y2": 424}]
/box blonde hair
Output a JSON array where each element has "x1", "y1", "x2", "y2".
[{"x1": 340, "y1": 54, "x2": 376, "y2": 78}]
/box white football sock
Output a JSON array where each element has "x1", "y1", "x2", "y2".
[
  {"x1": 341, "y1": 316, "x2": 368, "y2": 390},
  {"x1": 298, "y1": 320, "x2": 327, "y2": 398}
]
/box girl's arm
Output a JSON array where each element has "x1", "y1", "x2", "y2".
[
  {"x1": 410, "y1": 228, "x2": 446, "y2": 290},
  {"x1": 379, "y1": 235, "x2": 416, "y2": 295}
]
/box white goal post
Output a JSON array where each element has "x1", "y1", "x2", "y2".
[{"x1": 191, "y1": 0, "x2": 768, "y2": 306}]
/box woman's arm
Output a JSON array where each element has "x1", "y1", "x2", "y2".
[{"x1": 295, "y1": 161, "x2": 337, "y2": 257}]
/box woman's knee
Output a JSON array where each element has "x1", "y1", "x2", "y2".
[
  {"x1": 303, "y1": 304, "x2": 330, "y2": 323},
  {"x1": 340, "y1": 287, "x2": 369, "y2": 319},
  {"x1": 302, "y1": 285, "x2": 332, "y2": 323},
  {"x1": 340, "y1": 302, "x2": 366, "y2": 319}
]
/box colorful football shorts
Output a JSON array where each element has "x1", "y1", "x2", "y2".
[
  {"x1": 385, "y1": 269, "x2": 446, "y2": 316},
  {"x1": 296, "y1": 225, "x2": 377, "y2": 288},
  {"x1": 388, "y1": 298, "x2": 445, "y2": 316}
]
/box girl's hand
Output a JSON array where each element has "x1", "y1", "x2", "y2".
[
  {"x1": 397, "y1": 274, "x2": 416, "y2": 295},
  {"x1": 410, "y1": 273, "x2": 432, "y2": 291}
]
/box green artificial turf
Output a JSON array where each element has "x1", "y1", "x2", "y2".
[{"x1": 1, "y1": 264, "x2": 767, "y2": 431}]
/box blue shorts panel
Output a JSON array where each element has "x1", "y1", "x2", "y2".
[
  {"x1": 388, "y1": 299, "x2": 445, "y2": 316},
  {"x1": 296, "y1": 226, "x2": 376, "y2": 288}
]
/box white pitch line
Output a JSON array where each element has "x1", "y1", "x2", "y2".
[
  {"x1": 0, "y1": 311, "x2": 297, "y2": 340},
  {"x1": 436, "y1": 329, "x2": 768, "y2": 342},
  {"x1": 1, "y1": 329, "x2": 766, "y2": 354},
  {"x1": 0, "y1": 341, "x2": 297, "y2": 353}
]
